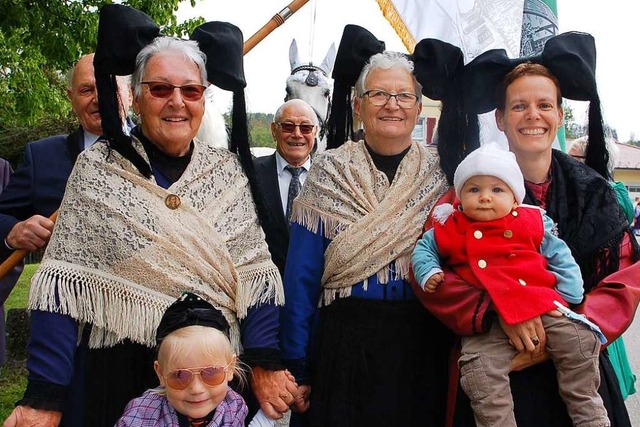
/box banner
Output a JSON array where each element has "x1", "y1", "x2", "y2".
[{"x1": 375, "y1": 0, "x2": 525, "y2": 60}]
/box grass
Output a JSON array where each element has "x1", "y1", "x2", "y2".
[{"x1": 1, "y1": 263, "x2": 36, "y2": 420}]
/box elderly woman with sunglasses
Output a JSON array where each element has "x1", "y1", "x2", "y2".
[
  {"x1": 280, "y1": 26, "x2": 454, "y2": 427},
  {"x1": 418, "y1": 32, "x2": 640, "y2": 427},
  {"x1": 3, "y1": 7, "x2": 293, "y2": 427}
]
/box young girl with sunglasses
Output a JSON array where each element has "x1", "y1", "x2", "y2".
[{"x1": 117, "y1": 292, "x2": 248, "y2": 426}]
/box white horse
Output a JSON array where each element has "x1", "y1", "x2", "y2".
[{"x1": 285, "y1": 39, "x2": 336, "y2": 152}]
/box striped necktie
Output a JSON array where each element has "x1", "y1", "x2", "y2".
[{"x1": 285, "y1": 165, "x2": 303, "y2": 222}]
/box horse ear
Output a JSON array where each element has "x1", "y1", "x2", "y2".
[
  {"x1": 289, "y1": 39, "x2": 301, "y2": 71},
  {"x1": 320, "y1": 43, "x2": 337, "y2": 75}
]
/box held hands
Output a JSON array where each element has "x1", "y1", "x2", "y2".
[
  {"x1": 6, "y1": 215, "x2": 54, "y2": 251},
  {"x1": 251, "y1": 367, "x2": 304, "y2": 419},
  {"x1": 3, "y1": 406, "x2": 62, "y2": 427},
  {"x1": 424, "y1": 272, "x2": 445, "y2": 293}
]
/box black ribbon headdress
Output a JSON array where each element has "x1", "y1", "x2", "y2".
[
  {"x1": 326, "y1": 25, "x2": 385, "y2": 149},
  {"x1": 156, "y1": 292, "x2": 230, "y2": 344},
  {"x1": 463, "y1": 31, "x2": 608, "y2": 179},
  {"x1": 412, "y1": 38, "x2": 479, "y2": 184},
  {"x1": 94, "y1": 4, "x2": 160, "y2": 178},
  {"x1": 190, "y1": 22, "x2": 268, "y2": 226}
]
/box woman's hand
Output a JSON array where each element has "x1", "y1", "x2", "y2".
[
  {"x1": 3, "y1": 406, "x2": 62, "y2": 427},
  {"x1": 250, "y1": 367, "x2": 299, "y2": 419},
  {"x1": 498, "y1": 315, "x2": 546, "y2": 355}
]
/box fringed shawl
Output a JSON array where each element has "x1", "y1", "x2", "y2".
[
  {"x1": 291, "y1": 140, "x2": 447, "y2": 305},
  {"x1": 28, "y1": 137, "x2": 283, "y2": 352}
]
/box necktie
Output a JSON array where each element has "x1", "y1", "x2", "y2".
[{"x1": 285, "y1": 165, "x2": 303, "y2": 222}]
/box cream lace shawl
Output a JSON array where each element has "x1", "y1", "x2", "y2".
[
  {"x1": 291, "y1": 140, "x2": 448, "y2": 305},
  {"x1": 28, "y1": 137, "x2": 283, "y2": 350}
]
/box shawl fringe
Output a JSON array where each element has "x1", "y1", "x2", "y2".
[
  {"x1": 321, "y1": 254, "x2": 412, "y2": 306},
  {"x1": 29, "y1": 261, "x2": 171, "y2": 348},
  {"x1": 236, "y1": 261, "x2": 284, "y2": 317},
  {"x1": 291, "y1": 200, "x2": 350, "y2": 240}
]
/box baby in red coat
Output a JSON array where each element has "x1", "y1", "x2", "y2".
[{"x1": 412, "y1": 143, "x2": 608, "y2": 427}]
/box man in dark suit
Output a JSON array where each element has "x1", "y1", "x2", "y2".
[
  {"x1": 0, "y1": 53, "x2": 132, "y2": 258},
  {"x1": 253, "y1": 99, "x2": 318, "y2": 275}
]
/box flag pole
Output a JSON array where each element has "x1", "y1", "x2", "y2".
[
  {"x1": 0, "y1": 1, "x2": 310, "y2": 280},
  {"x1": 244, "y1": 0, "x2": 310, "y2": 54}
]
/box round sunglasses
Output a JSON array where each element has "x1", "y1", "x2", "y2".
[
  {"x1": 141, "y1": 81, "x2": 207, "y2": 101},
  {"x1": 164, "y1": 364, "x2": 230, "y2": 390}
]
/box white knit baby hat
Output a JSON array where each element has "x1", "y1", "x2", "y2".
[{"x1": 453, "y1": 142, "x2": 525, "y2": 203}]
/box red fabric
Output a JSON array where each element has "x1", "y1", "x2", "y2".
[
  {"x1": 434, "y1": 205, "x2": 563, "y2": 325},
  {"x1": 412, "y1": 188, "x2": 640, "y2": 341}
]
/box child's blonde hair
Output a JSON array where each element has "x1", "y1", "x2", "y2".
[{"x1": 157, "y1": 325, "x2": 247, "y2": 388}]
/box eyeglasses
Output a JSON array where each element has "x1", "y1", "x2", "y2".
[
  {"x1": 164, "y1": 364, "x2": 230, "y2": 390},
  {"x1": 141, "y1": 81, "x2": 207, "y2": 101},
  {"x1": 362, "y1": 90, "x2": 419, "y2": 108},
  {"x1": 276, "y1": 122, "x2": 316, "y2": 135}
]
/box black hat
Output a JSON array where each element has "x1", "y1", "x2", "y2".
[
  {"x1": 412, "y1": 38, "x2": 479, "y2": 184},
  {"x1": 326, "y1": 25, "x2": 385, "y2": 149},
  {"x1": 156, "y1": 292, "x2": 230, "y2": 344},
  {"x1": 190, "y1": 22, "x2": 246, "y2": 92},
  {"x1": 94, "y1": 4, "x2": 161, "y2": 178},
  {"x1": 189, "y1": 22, "x2": 269, "y2": 228},
  {"x1": 462, "y1": 32, "x2": 608, "y2": 179}
]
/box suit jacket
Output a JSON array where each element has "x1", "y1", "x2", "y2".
[
  {"x1": 0, "y1": 127, "x2": 84, "y2": 259},
  {"x1": 253, "y1": 153, "x2": 290, "y2": 275}
]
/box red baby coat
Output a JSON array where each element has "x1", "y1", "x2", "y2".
[{"x1": 434, "y1": 205, "x2": 566, "y2": 325}]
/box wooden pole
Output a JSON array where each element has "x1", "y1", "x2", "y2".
[
  {"x1": 0, "y1": 210, "x2": 58, "y2": 280},
  {"x1": 0, "y1": 1, "x2": 310, "y2": 280},
  {"x1": 243, "y1": 0, "x2": 310, "y2": 55}
]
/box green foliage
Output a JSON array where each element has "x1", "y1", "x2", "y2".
[
  {"x1": 4, "y1": 263, "x2": 37, "y2": 314},
  {"x1": 0, "y1": 0, "x2": 203, "y2": 158},
  {"x1": 0, "y1": 263, "x2": 35, "y2": 418},
  {"x1": 0, "y1": 364, "x2": 27, "y2": 419},
  {"x1": 249, "y1": 113, "x2": 275, "y2": 148}
]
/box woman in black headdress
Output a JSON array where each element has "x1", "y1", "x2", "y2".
[
  {"x1": 417, "y1": 32, "x2": 640, "y2": 426},
  {"x1": 4, "y1": 5, "x2": 293, "y2": 427}
]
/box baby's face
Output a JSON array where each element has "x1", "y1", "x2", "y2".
[
  {"x1": 460, "y1": 175, "x2": 518, "y2": 222},
  {"x1": 154, "y1": 346, "x2": 234, "y2": 419}
]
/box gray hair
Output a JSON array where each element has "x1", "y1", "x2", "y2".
[
  {"x1": 132, "y1": 37, "x2": 207, "y2": 97},
  {"x1": 273, "y1": 99, "x2": 319, "y2": 125},
  {"x1": 569, "y1": 135, "x2": 619, "y2": 175},
  {"x1": 354, "y1": 51, "x2": 422, "y2": 102}
]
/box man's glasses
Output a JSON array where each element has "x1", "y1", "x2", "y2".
[
  {"x1": 164, "y1": 364, "x2": 230, "y2": 390},
  {"x1": 141, "y1": 81, "x2": 207, "y2": 101},
  {"x1": 362, "y1": 90, "x2": 419, "y2": 108},
  {"x1": 276, "y1": 122, "x2": 316, "y2": 135}
]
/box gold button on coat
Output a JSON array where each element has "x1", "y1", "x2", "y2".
[
  {"x1": 512, "y1": 211, "x2": 518, "y2": 217},
  {"x1": 504, "y1": 230, "x2": 513, "y2": 238},
  {"x1": 474, "y1": 230, "x2": 483, "y2": 239},
  {"x1": 165, "y1": 194, "x2": 181, "y2": 210},
  {"x1": 478, "y1": 259, "x2": 487, "y2": 268}
]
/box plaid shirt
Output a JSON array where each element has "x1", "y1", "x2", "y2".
[{"x1": 116, "y1": 387, "x2": 248, "y2": 426}]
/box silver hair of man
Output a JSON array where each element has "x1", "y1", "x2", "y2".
[
  {"x1": 132, "y1": 37, "x2": 207, "y2": 97},
  {"x1": 273, "y1": 99, "x2": 319, "y2": 125},
  {"x1": 354, "y1": 51, "x2": 423, "y2": 103}
]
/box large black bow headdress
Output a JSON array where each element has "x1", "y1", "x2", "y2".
[
  {"x1": 326, "y1": 25, "x2": 385, "y2": 149},
  {"x1": 190, "y1": 22, "x2": 268, "y2": 227},
  {"x1": 464, "y1": 32, "x2": 608, "y2": 179},
  {"x1": 156, "y1": 292, "x2": 230, "y2": 344},
  {"x1": 94, "y1": 4, "x2": 160, "y2": 178},
  {"x1": 412, "y1": 38, "x2": 479, "y2": 184}
]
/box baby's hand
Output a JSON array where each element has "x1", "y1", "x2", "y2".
[{"x1": 424, "y1": 272, "x2": 444, "y2": 293}]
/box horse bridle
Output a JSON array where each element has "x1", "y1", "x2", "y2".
[{"x1": 289, "y1": 64, "x2": 331, "y2": 140}]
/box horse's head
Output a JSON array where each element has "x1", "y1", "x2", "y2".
[{"x1": 285, "y1": 39, "x2": 336, "y2": 148}]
